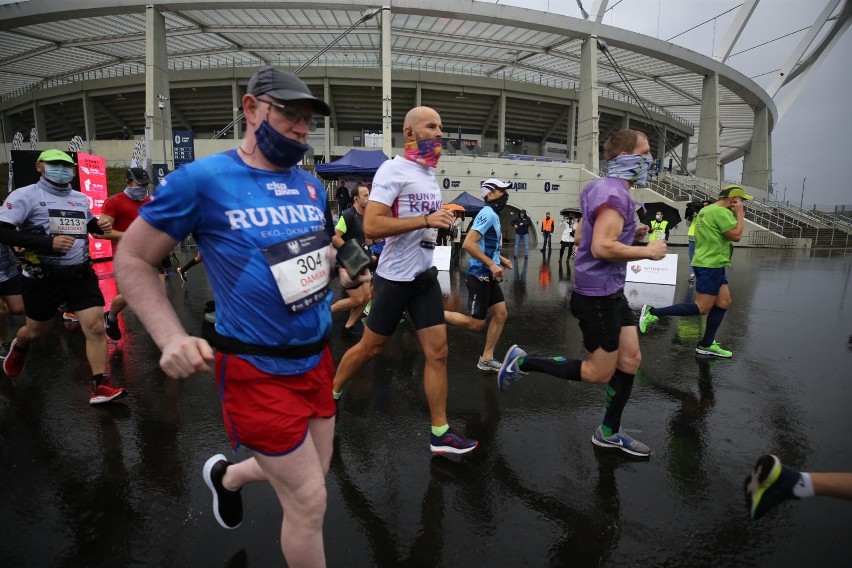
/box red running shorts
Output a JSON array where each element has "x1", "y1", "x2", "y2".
[{"x1": 214, "y1": 347, "x2": 335, "y2": 456}]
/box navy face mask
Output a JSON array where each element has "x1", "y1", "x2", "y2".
[{"x1": 255, "y1": 120, "x2": 310, "y2": 169}]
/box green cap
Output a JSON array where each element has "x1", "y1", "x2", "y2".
[
  {"x1": 37, "y1": 149, "x2": 76, "y2": 165},
  {"x1": 719, "y1": 184, "x2": 753, "y2": 200}
]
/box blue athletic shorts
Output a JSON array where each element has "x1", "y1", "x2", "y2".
[{"x1": 694, "y1": 266, "x2": 728, "y2": 296}]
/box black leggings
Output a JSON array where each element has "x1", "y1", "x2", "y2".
[{"x1": 559, "y1": 241, "x2": 574, "y2": 258}]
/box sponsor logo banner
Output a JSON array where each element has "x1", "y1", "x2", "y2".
[
  {"x1": 625, "y1": 253, "x2": 678, "y2": 285},
  {"x1": 76, "y1": 152, "x2": 113, "y2": 260}
]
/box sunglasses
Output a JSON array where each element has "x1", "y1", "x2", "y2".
[{"x1": 258, "y1": 98, "x2": 318, "y2": 132}]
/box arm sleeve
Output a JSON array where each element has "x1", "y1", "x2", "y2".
[{"x1": 0, "y1": 222, "x2": 54, "y2": 251}]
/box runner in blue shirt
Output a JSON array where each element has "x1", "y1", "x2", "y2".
[
  {"x1": 115, "y1": 67, "x2": 368, "y2": 566},
  {"x1": 445, "y1": 179, "x2": 513, "y2": 371}
]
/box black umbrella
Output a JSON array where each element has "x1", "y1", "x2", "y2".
[
  {"x1": 636, "y1": 202, "x2": 681, "y2": 229},
  {"x1": 559, "y1": 207, "x2": 582, "y2": 217}
]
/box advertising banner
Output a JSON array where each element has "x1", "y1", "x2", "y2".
[
  {"x1": 172, "y1": 130, "x2": 195, "y2": 169},
  {"x1": 152, "y1": 163, "x2": 169, "y2": 185},
  {"x1": 76, "y1": 152, "x2": 113, "y2": 260},
  {"x1": 624, "y1": 253, "x2": 678, "y2": 285}
]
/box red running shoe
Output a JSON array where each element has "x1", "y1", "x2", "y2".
[
  {"x1": 89, "y1": 381, "x2": 128, "y2": 405},
  {"x1": 3, "y1": 338, "x2": 28, "y2": 377}
]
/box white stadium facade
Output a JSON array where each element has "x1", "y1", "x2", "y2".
[{"x1": 1, "y1": 0, "x2": 850, "y2": 248}]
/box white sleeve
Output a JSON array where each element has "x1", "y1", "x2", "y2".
[{"x1": 368, "y1": 161, "x2": 401, "y2": 208}]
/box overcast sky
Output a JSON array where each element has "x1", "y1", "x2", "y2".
[{"x1": 497, "y1": 0, "x2": 851, "y2": 209}]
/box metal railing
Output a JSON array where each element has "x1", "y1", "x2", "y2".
[{"x1": 569, "y1": 161, "x2": 852, "y2": 248}]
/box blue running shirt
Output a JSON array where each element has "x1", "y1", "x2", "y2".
[
  {"x1": 467, "y1": 205, "x2": 502, "y2": 277},
  {"x1": 140, "y1": 150, "x2": 334, "y2": 375}
]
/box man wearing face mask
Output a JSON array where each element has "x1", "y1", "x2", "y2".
[
  {"x1": 648, "y1": 211, "x2": 670, "y2": 241},
  {"x1": 445, "y1": 179, "x2": 513, "y2": 372},
  {"x1": 498, "y1": 130, "x2": 666, "y2": 458},
  {"x1": 114, "y1": 67, "x2": 368, "y2": 566},
  {"x1": 331, "y1": 106, "x2": 478, "y2": 456},
  {"x1": 0, "y1": 149, "x2": 126, "y2": 405},
  {"x1": 97, "y1": 167, "x2": 162, "y2": 341},
  {"x1": 639, "y1": 185, "x2": 751, "y2": 358}
]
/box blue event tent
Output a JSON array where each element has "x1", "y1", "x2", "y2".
[
  {"x1": 449, "y1": 191, "x2": 486, "y2": 214},
  {"x1": 314, "y1": 149, "x2": 388, "y2": 180}
]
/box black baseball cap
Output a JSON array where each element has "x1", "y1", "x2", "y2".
[
  {"x1": 126, "y1": 167, "x2": 151, "y2": 184},
  {"x1": 247, "y1": 66, "x2": 331, "y2": 116}
]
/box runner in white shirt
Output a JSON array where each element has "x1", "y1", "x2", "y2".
[{"x1": 331, "y1": 106, "x2": 478, "y2": 456}]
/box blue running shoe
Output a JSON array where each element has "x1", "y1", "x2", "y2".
[
  {"x1": 591, "y1": 426, "x2": 651, "y2": 457},
  {"x1": 497, "y1": 344, "x2": 527, "y2": 392},
  {"x1": 744, "y1": 454, "x2": 801, "y2": 520},
  {"x1": 430, "y1": 428, "x2": 478, "y2": 455}
]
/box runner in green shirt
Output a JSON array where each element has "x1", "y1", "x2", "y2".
[{"x1": 637, "y1": 184, "x2": 751, "y2": 357}]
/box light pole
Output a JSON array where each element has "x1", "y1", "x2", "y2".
[
  {"x1": 783, "y1": 186, "x2": 788, "y2": 203},
  {"x1": 157, "y1": 94, "x2": 168, "y2": 171},
  {"x1": 800, "y1": 177, "x2": 806, "y2": 209}
]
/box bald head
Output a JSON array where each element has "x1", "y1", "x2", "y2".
[{"x1": 403, "y1": 106, "x2": 442, "y2": 142}]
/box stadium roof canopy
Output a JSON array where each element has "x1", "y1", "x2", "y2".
[{"x1": 0, "y1": 0, "x2": 778, "y2": 166}]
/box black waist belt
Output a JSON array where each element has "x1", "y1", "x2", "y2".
[
  {"x1": 203, "y1": 323, "x2": 329, "y2": 359},
  {"x1": 34, "y1": 262, "x2": 92, "y2": 278}
]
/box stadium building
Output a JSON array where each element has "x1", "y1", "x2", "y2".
[{"x1": 2, "y1": 0, "x2": 849, "y2": 248}]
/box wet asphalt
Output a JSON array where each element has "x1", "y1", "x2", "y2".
[{"x1": 1, "y1": 246, "x2": 850, "y2": 567}]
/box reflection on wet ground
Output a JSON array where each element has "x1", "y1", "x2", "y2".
[{"x1": 1, "y1": 247, "x2": 850, "y2": 567}]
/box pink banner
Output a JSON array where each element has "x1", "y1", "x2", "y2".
[{"x1": 76, "y1": 152, "x2": 113, "y2": 260}]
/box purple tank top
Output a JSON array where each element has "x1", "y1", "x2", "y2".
[{"x1": 573, "y1": 177, "x2": 638, "y2": 296}]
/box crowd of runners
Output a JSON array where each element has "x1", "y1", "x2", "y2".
[{"x1": 2, "y1": 66, "x2": 849, "y2": 566}]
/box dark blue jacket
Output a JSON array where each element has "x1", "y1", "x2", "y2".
[{"x1": 512, "y1": 214, "x2": 532, "y2": 235}]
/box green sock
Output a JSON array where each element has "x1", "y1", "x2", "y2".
[
  {"x1": 431, "y1": 424, "x2": 449, "y2": 437},
  {"x1": 332, "y1": 390, "x2": 341, "y2": 400},
  {"x1": 599, "y1": 424, "x2": 614, "y2": 437}
]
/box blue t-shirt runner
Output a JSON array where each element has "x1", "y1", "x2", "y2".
[
  {"x1": 467, "y1": 205, "x2": 502, "y2": 277},
  {"x1": 140, "y1": 150, "x2": 335, "y2": 376}
]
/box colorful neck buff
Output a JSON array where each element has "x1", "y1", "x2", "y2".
[
  {"x1": 404, "y1": 137, "x2": 442, "y2": 168},
  {"x1": 255, "y1": 120, "x2": 310, "y2": 169},
  {"x1": 124, "y1": 185, "x2": 148, "y2": 201},
  {"x1": 607, "y1": 153, "x2": 653, "y2": 186}
]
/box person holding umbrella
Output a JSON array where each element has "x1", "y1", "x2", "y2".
[{"x1": 558, "y1": 210, "x2": 579, "y2": 265}]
